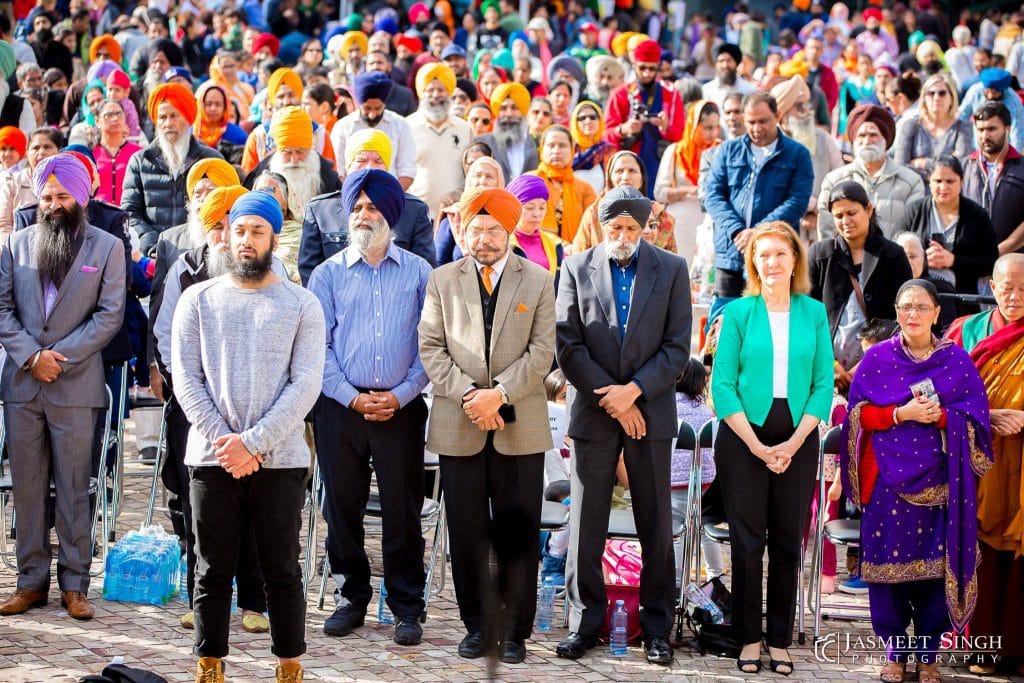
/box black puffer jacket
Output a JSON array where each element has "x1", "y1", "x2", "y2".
[{"x1": 121, "y1": 137, "x2": 223, "y2": 255}]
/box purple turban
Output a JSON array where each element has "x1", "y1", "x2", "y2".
[
  {"x1": 506, "y1": 174, "x2": 549, "y2": 205},
  {"x1": 86, "y1": 59, "x2": 119, "y2": 85},
  {"x1": 353, "y1": 71, "x2": 394, "y2": 104},
  {"x1": 34, "y1": 153, "x2": 92, "y2": 207},
  {"x1": 342, "y1": 169, "x2": 405, "y2": 229}
]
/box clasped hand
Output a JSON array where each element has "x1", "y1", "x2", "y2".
[
  {"x1": 29, "y1": 350, "x2": 66, "y2": 383},
  {"x1": 352, "y1": 391, "x2": 400, "y2": 422},
  {"x1": 463, "y1": 389, "x2": 505, "y2": 431},
  {"x1": 755, "y1": 437, "x2": 800, "y2": 474},
  {"x1": 595, "y1": 384, "x2": 646, "y2": 440},
  {"x1": 898, "y1": 395, "x2": 942, "y2": 424},
  {"x1": 213, "y1": 434, "x2": 263, "y2": 479},
  {"x1": 990, "y1": 408, "x2": 1024, "y2": 436}
]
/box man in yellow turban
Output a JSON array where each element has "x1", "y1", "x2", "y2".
[
  {"x1": 408, "y1": 62, "x2": 472, "y2": 217},
  {"x1": 476, "y1": 82, "x2": 539, "y2": 182},
  {"x1": 416, "y1": 183, "x2": 555, "y2": 665}
]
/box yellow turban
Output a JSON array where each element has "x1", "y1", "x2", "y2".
[
  {"x1": 267, "y1": 67, "x2": 304, "y2": 103},
  {"x1": 611, "y1": 32, "x2": 637, "y2": 57},
  {"x1": 415, "y1": 62, "x2": 457, "y2": 97},
  {"x1": 340, "y1": 30, "x2": 368, "y2": 58},
  {"x1": 626, "y1": 33, "x2": 650, "y2": 54},
  {"x1": 199, "y1": 185, "x2": 248, "y2": 231},
  {"x1": 270, "y1": 105, "x2": 314, "y2": 150},
  {"x1": 460, "y1": 187, "x2": 521, "y2": 234},
  {"x1": 185, "y1": 158, "x2": 240, "y2": 199},
  {"x1": 488, "y1": 82, "x2": 530, "y2": 118},
  {"x1": 346, "y1": 128, "x2": 393, "y2": 171},
  {"x1": 779, "y1": 54, "x2": 809, "y2": 79}
]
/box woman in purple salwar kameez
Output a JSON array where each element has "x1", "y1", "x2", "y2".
[{"x1": 841, "y1": 280, "x2": 994, "y2": 683}]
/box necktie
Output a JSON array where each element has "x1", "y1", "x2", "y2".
[{"x1": 481, "y1": 265, "x2": 494, "y2": 295}]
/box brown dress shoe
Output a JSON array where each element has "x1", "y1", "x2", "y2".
[
  {"x1": 0, "y1": 588, "x2": 47, "y2": 615},
  {"x1": 61, "y1": 591, "x2": 95, "y2": 620}
]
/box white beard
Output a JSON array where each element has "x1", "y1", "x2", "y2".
[
  {"x1": 787, "y1": 114, "x2": 817, "y2": 154},
  {"x1": 186, "y1": 205, "x2": 205, "y2": 248},
  {"x1": 157, "y1": 132, "x2": 191, "y2": 178},
  {"x1": 269, "y1": 152, "x2": 322, "y2": 220},
  {"x1": 494, "y1": 117, "x2": 527, "y2": 150},
  {"x1": 421, "y1": 98, "x2": 451, "y2": 125}
]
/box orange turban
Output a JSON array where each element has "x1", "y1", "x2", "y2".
[
  {"x1": 267, "y1": 67, "x2": 304, "y2": 103},
  {"x1": 460, "y1": 187, "x2": 521, "y2": 234},
  {"x1": 186, "y1": 158, "x2": 241, "y2": 198},
  {"x1": 488, "y1": 82, "x2": 530, "y2": 117},
  {"x1": 199, "y1": 185, "x2": 248, "y2": 231},
  {"x1": 415, "y1": 62, "x2": 457, "y2": 97},
  {"x1": 89, "y1": 34, "x2": 122, "y2": 65},
  {"x1": 0, "y1": 126, "x2": 26, "y2": 157},
  {"x1": 270, "y1": 106, "x2": 314, "y2": 150},
  {"x1": 148, "y1": 83, "x2": 198, "y2": 125}
]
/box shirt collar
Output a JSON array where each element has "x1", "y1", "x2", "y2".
[
  {"x1": 475, "y1": 250, "x2": 511, "y2": 279},
  {"x1": 344, "y1": 240, "x2": 401, "y2": 268}
]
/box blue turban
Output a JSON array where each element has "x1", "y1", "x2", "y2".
[
  {"x1": 342, "y1": 169, "x2": 405, "y2": 229},
  {"x1": 229, "y1": 190, "x2": 284, "y2": 234},
  {"x1": 980, "y1": 68, "x2": 1012, "y2": 91},
  {"x1": 34, "y1": 153, "x2": 93, "y2": 208},
  {"x1": 546, "y1": 55, "x2": 584, "y2": 85},
  {"x1": 353, "y1": 71, "x2": 394, "y2": 104}
]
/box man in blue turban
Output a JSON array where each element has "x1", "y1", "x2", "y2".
[
  {"x1": 341, "y1": 168, "x2": 405, "y2": 231},
  {"x1": 959, "y1": 67, "x2": 1024, "y2": 151},
  {"x1": 227, "y1": 190, "x2": 284, "y2": 282}
]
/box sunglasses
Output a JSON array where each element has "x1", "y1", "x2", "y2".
[
  {"x1": 925, "y1": 90, "x2": 949, "y2": 98},
  {"x1": 470, "y1": 117, "x2": 492, "y2": 125},
  {"x1": 576, "y1": 114, "x2": 599, "y2": 122}
]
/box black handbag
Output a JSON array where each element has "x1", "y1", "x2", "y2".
[
  {"x1": 79, "y1": 664, "x2": 168, "y2": 683},
  {"x1": 687, "y1": 575, "x2": 739, "y2": 658}
]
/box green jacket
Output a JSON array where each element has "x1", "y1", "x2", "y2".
[{"x1": 711, "y1": 294, "x2": 834, "y2": 428}]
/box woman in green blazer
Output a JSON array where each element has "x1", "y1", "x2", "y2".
[{"x1": 711, "y1": 221, "x2": 834, "y2": 675}]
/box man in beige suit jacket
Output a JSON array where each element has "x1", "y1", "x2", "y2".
[{"x1": 419, "y1": 187, "x2": 555, "y2": 665}]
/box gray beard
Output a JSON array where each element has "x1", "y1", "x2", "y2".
[
  {"x1": 187, "y1": 206, "x2": 206, "y2": 248},
  {"x1": 35, "y1": 205, "x2": 85, "y2": 287},
  {"x1": 207, "y1": 245, "x2": 232, "y2": 277},
  {"x1": 855, "y1": 141, "x2": 886, "y2": 164},
  {"x1": 269, "y1": 152, "x2": 322, "y2": 220},
  {"x1": 157, "y1": 132, "x2": 191, "y2": 178},
  {"x1": 787, "y1": 114, "x2": 817, "y2": 154},
  {"x1": 421, "y1": 99, "x2": 451, "y2": 124},
  {"x1": 494, "y1": 117, "x2": 527, "y2": 150},
  {"x1": 350, "y1": 218, "x2": 391, "y2": 253},
  {"x1": 586, "y1": 84, "x2": 610, "y2": 104},
  {"x1": 607, "y1": 239, "x2": 638, "y2": 262}
]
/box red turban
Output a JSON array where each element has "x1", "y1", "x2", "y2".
[
  {"x1": 633, "y1": 39, "x2": 662, "y2": 64},
  {"x1": 148, "y1": 83, "x2": 198, "y2": 125},
  {"x1": 251, "y1": 32, "x2": 280, "y2": 57},
  {"x1": 862, "y1": 8, "x2": 883, "y2": 23},
  {"x1": 0, "y1": 126, "x2": 26, "y2": 157}
]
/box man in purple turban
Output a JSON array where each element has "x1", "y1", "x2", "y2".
[{"x1": 0, "y1": 152, "x2": 126, "y2": 621}]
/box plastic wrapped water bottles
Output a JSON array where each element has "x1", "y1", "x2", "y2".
[
  {"x1": 536, "y1": 575, "x2": 556, "y2": 630},
  {"x1": 685, "y1": 582, "x2": 725, "y2": 624},
  {"x1": 230, "y1": 579, "x2": 238, "y2": 613},
  {"x1": 378, "y1": 580, "x2": 394, "y2": 625},
  {"x1": 609, "y1": 600, "x2": 628, "y2": 656},
  {"x1": 103, "y1": 525, "x2": 181, "y2": 605}
]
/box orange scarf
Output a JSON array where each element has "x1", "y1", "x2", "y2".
[
  {"x1": 676, "y1": 100, "x2": 720, "y2": 186},
  {"x1": 209, "y1": 56, "x2": 255, "y2": 113},
  {"x1": 194, "y1": 82, "x2": 229, "y2": 148},
  {"x1": 535, "y1": 161, "x2": 583, "y2": 243}
]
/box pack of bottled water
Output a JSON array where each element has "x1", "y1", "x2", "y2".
[{"x1": 103, "y1": 525, "x2": 182, "y2": 605}]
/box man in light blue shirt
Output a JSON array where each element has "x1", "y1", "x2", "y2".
[{"x1": 307, "y1": 169, "x2": 432, "y2": 647}]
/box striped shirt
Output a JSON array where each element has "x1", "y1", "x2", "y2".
[{"x1": 308, "y1": 241, "x2": 431, "y2": 409}]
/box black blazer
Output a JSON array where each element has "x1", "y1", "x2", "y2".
[
  {"x1": 808, "y1": 226, "x2": 913, "y2": 335},
  {"x1": 892, "y1": 195, "x2": 998, "y2": 295}
]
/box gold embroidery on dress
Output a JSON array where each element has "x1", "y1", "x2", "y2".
[
  {"x1": 899, "y1": 484, "x2": 948, "y2": 506},
  {"x1": 945, "y1": 550, "x2": 981, "y2": 629},
  {"x1": 861, "y1": 557, "x2": 944, "y2": 583},
  {"x1": 967, "y1": 422, "x2": 993, "y2": 477},
  {"x1": 847, "y1": 401, "x2": 867, "y2": 509}
]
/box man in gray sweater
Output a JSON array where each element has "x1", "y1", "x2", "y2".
[{"x1": 171, "y1": 190, "x2": 325, "y2": 683}]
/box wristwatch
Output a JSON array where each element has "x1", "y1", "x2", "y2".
[{"x1": 496, "y1": 384, "x2": 510, "y2": 405}]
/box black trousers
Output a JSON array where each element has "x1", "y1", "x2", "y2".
[
  {"x1": 566, "y1": 436, "x2": 676, "y2": 639},
  {"x1": 439, "y1": 440, "x2": 544, "y2": 641},
  {"x1": 190, "y1": 465, "x2": 307, "y2": 659},
  {"x1": 163, "y1": 395, "x2": 265, "y2": 612},
  {"x1": 715, "y1": 399, "x2": 818, "y2": 649},
  {"x1": 715, "y1": 267, "x2": 746, "y2": 298},
  {"x1": 314, "y1": 394, "x2": 427, "y2": 620}
]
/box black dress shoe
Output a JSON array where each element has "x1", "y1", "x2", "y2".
[
  {"x1": 323, "y1": 606, "x2": 365, "y2": 637},
  {"x1": 644, "y1": 636, "x2": 674, "y2": 665},
  {"x1": 499, "y1": 640, "x2": 526, "y2": 664},
  {"x1": 556, "y1": 632, "x2": 598, "y2": 660},
  {"x1": 458, "y1": 631, "x2": 487, "y2": 659},
  {"x1": 394, "y1": 618, "x2": 423, "y2": 645}
]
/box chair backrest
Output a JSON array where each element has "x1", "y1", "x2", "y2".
[
  {"x1": 822, "y1": 426, "x2": 841, "y2": 458},
  {"x1": 675, "y1": 420, "x2": 696, "y2": 451},
  {"x1": 698, "y1": 419, "x2": 714, "y2": 449}
]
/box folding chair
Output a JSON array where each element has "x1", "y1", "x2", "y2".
[
  {"x1": 142, "y1": 401, "x2": 170, "y2": 527},
  {"x1": 809, "y1": 426, "x2": 868, "y2": 641},
  {"x1": 0, "y1": 387, "x2": 116, "y2": 577}
]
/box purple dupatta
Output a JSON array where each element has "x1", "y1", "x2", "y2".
[{"x1": 840, "y1": 334, "x2": 994, "y2": 630}]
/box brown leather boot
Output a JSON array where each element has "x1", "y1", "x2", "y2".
[
  {"x1": 195, "y1": 657, "x2": 224, "y2": 683},
  {"x1": 61, "y1": 591, "x2": 95, "y2": 620},
  {"x1": 0, "y1": 588, "x2": 47, "y2": 615}
]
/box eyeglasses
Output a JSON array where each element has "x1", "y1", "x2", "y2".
[
  {"x1": 896, "y1": 304, "x2": 936, "y2": 315},
  {"x1": 470, "y1": 117, "x2": 492, "y2": 125},
  {"x1": 101, "y1": 110, "x2": 124, "y2": 120},
  {"x1": 925, "y1": 90, "x2": 949, "y2": 98},
  {"x1": 576, "y1": 114, "x2": 599, "y2": 122}
]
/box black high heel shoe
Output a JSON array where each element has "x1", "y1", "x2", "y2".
[
  {"x1": 768, "y1": 652, "x2": 794, "y2": 676},
  {"x1": 737, "y1": 642, "x2": 763, "y2": 674}
]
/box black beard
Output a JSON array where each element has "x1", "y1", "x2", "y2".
[
  {"x1": 360, "y1": 112, "x2": 383, "y2": 127},
  {"x1": 719, "y1": 69, "x2": 737, "y2": 86},
  {"x1": 35, "y1": 204, "x2": 85, "y2": 287},
  {"x1": 229, "y1": 247, "x2": 274, "y2": 282}
]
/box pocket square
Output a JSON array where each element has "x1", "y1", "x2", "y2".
[
  {"x1": 80, "y1": 265, "x2": 99, "y2": 273},
  {"x1": 515, "y1": 303, "x2": 529, "y2": 313}
]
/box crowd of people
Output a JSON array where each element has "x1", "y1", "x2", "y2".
[{"x1": 0, "y1": 0, "x2": 1021, "y2": 682}]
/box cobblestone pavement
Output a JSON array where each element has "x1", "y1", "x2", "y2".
[{"x1": 0, "y1": 424, "x2": 1021, "y2": 682}]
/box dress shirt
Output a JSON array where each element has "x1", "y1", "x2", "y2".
[
  {"x1": 609, "y1": 251, "x2": 638, "y2": 338},
  {"x1": 474, "y1": 250, "x2": 510, "y2": 290},
  {"x1": 308, "y1": 242, "x2": 431, "y2": 410}
]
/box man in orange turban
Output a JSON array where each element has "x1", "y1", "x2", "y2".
[
  {"x1": 476, "y1": 82, "x2": 539, "y2": 183},
  {"x1": 417, "y1": 183, "x2": 555, "y2": 666},
  {"x1": 88, "y1": 34, "x2": 122, "y2": 66}
]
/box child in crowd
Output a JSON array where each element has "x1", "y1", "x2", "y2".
[{"x1": 541, "y1": 369, "x2": 570, "y2": 585}]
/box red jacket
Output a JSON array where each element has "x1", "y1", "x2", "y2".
[
  {"x1": 604, "y1": 80, "x2": 685, "y2": 153},
  {"x1": 810, "y1": 64, "x2": 839, "y2": 113}
]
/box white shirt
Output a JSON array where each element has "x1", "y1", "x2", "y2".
[
  {"x1": 768, "y1": 311, "x2": 790, "y2": 399},
  {"x1": 332, "y1": 109, "x2": 418, "y2": 182},
  {"x1": 701, "y1": 77, "x2": 758, "y2": 109},
  {"x1": 505, "y1": 139, "x2": 527, "y2": 179},
  {"x1": 474, "y1": 251, "x2": 510, "y2": 291},
  {"x1": 406, "y1": 111, "x2": 472, "y2": 217},
  {"x1": 745, "y1": 138, "x2": 779, "y2": 228}
]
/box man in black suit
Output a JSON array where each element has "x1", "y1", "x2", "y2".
[
  {"x1": 554, "y1": 186, "x2": 692, "y2": 665},
  {"x1": 298, "y1": 128, "x2": 435, "y2": 284}
]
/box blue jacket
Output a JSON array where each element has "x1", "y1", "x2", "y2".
[{"x1": 704, "y1": 131, "x2": 814, "y2": 272}]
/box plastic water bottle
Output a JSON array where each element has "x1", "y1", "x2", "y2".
[
  {"x1": 378, "y1": 580, "x2": 394, "y2": 625},
  {"x1": 609, "y1": 600, "x2": 628, "y2": 656},
  {"x1": 536, "y1": 576, "x2": 556, "y2": 630},
  {"x1": 685, "y1": 582, "x2": 724, "y2": 624},
  {"x1": 230, "y1": 579, "x2": 238, "y2": 613},
  {"x1": 179, "y1": 555, "x2": 188, "y2": 604}
]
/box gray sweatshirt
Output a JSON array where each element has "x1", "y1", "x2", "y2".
[{"x1": 171, "y1": 276, "x2": 326, "y2": 469}]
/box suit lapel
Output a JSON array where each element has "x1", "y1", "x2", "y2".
[
  {"x1": 46, "y1": 228, "x2": 92, "y2": 321},
  {"x1": 589, "y1": 243, "x2": 621, "y2": 343},
  {"x1": 489, "y1": 255, "x2": 521, "y2": 355},
  {"x1": 860, "y1": 240, "x2": 880, "y2": 288},
  {"x1": 622, "y1": 243, "x2": 659, "y2": 348},
  {"x1": 459, "y1": 258, "x2": 487, "y2": 359},
  {"x1": 24, "y1": 230, "x2": 44, "y2": 317}
]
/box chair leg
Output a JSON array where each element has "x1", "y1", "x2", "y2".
[
  {"x1": 317, "y1": 553, "x2": 330, "y2": 611},
  {"x1": 144, "y1": 404, "x2": 168, "y2": 527}
]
